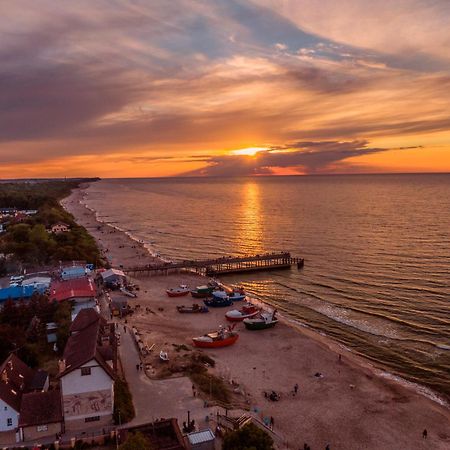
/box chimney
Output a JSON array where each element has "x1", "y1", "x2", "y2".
[{"x1": 58, "y1": 359, "x2": 66, "y2": 373}]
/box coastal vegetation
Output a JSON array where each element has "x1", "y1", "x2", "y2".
[
  {"x1": 114, "y1": 378, "x2": 136, "y2": 424},
  {"x1": 119, "y1": 431, "x2": 153, "y2": 450},
  {"x1": 0, "y1": 295, "x2": 71, "y2": 373},
  {"x1": 222, "y1": 423, "x2": 274, "y2": 450},
  {"x1": 0, "y1": 180, "x2": 104, "y2": 269}
]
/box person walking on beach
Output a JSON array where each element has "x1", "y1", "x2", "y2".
[
  {"x1": 270, "y1": 416, "x2": 274, "y2": 430},
  {"x1": 294, "y1": 383, "x2": 299, "y2": 395},
  {"x1": 136, "y1": 363, "x2": 139, "y2": 371},
  {"x1": 423, "y1": 429, "x2": 428, "y2": 439}
]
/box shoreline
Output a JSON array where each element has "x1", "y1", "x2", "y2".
[{"x1": 62, "y1": 183, "x2": 450, "y2": 449}]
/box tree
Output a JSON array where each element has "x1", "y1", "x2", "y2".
[
  {"x1": 119, "y1": 432, "x2": 153, "y2": 450},
  {"x1": 222, "y1": 423, "x2": 274, "y2": 450}
]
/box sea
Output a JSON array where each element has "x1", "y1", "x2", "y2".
[{"x1": 81, "y1": 174, "x2": 450, "y2": 405}]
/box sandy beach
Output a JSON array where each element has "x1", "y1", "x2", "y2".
[{"x1": 62, "y1": 185, "x2": 450, "y2": 450}]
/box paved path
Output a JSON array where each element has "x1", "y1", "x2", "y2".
[{"x1": 118, "y1": 323, "x2": 215, "y2": 430}]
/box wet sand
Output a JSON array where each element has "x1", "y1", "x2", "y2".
[{"x1": 62, "y1": 185, "x2": 450, "y2": 450}]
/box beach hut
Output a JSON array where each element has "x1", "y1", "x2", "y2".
[{"x1": 101, "y1": 268, "x2": 126, "y2": 286}]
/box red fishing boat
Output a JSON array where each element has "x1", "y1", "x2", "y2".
[
  {"x1": 192, "y1": 325, "x2": 239, "y2": 348},
  {"x1": 166, "y1": 285, "x2": 190, "y2": 297}
]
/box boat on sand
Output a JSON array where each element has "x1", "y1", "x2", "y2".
[
  {"x1": 166, "y1": 285, "x2": 190, "y2": 297},
  {"x1": 192, "y1": 325, "x2": 239, "y2": 348},
  {"x1": 177, "y1": 304, "x2": 209, "y2": 313},
  {"x1": 243, "y1": 310, "x2": 278, "y2": 330},
  {"x1": 190, "y1": 284, "x2": 215, "y2": 298},
  {"x1": 160, "y1": 350, "x2": 169, "y2": 361},
  {"x1": 204, "y1": 290, "x2": 233, "y2": 307},
  {"x1": 225, "y1": 303, "x2": 259, "y2": 321}
]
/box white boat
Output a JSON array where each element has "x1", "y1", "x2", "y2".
[{"x1": 159, "y1": 350, "x2": 169, "y2": 361}]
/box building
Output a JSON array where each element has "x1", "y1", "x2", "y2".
[
  {"x1": 100, "y1": 268, "x2": 126, "y2": 287},
  {"x1": 61, "y1": 265, "x2": 86, "y2": 281},
  {"x1": 18, "y1": 390, "x2": 63, "y2": 441},
  {"x1": 186, "y1": 429, "x2": 215, "y2": 450},
  {"x1": 57, "y1": 309, "x2": 116, "y2": 430},
  {"x1": 49, "y1": 277, "x2": 98, "y2": 320},
  {"x1": 0, "y1": 354, "x2": 40, "y2": 432},
  {"x1": 0, "y1": 284, "x2": 38, "y2": 303},
  {"x1": 119, "y1": 419, "x2": 186, "y2": 450},
  {"x1": 50, "y1": 222, "x2": 70, "y2": 234},
  {"x1": 22, "y1": 276, "x2": 51, "y2": 291}
]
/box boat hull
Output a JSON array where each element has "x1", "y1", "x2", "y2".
[
  {"x1": 177, "y1": 305, "x2": 209, "y2": 313},
  {"x1": 192, "y1": 334, "x2": 239, "y2": 348},
  {"x1": 167, "y1": 290, "x2": 190, "y2": 297},
  {"x1": 204, "y1": 298, "x2": 233, "y2": 307},
  {"x1": 226, "y1": 311, "x2": 259, "y2": 322},
  {"x1": 243, "y1": 319, "x2": 278, "y2": 330}
]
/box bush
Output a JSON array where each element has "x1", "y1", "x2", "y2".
[
  {"x1": 222, "y1": 423, "x2": 274, "y2": 450},
  {"x1": 119, "y1": 431, "x2": 153, "y2": 450},
  {"x1": 190, "y1": 371, "x2": 230, "y2": 403},
  {"x1": 114, "y1": 378, "x2": 135, "y2": 424}
]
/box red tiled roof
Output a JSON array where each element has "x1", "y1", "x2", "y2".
[
  {"x1": 0, "y1": 354, "x2": 36, "y2": 412},
  {"x1": 58, "y1": 309, "x2": 115, "y2": 380},
  {"x1": 19, "y1": 390, "x2": 62, "y2": 427},
  {"x1": 49, "y1": 277, "x2": 96, "y2": 302},
  {"x1": 70, "y1": 307, "x2": 106, "y2": 334}
]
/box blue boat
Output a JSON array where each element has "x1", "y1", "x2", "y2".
[{"x1": 204, "y1": 291, "x2": 233, "y2": 308}]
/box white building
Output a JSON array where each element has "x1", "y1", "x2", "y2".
[
  {"x1": 0, "y1": 354, "x2": 36, "y2": 432},
  {"x1": 58, "y1": 309, "x2": 116, "y2": 430}
]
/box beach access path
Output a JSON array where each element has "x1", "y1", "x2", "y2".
[
  {"x1": 118, "y1": 322, "x2": 216, "y2": 428},
  {"x1": 63, "y1": 185, "x2": 450, "y2": 450}
]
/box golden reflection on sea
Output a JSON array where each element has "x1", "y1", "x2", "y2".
[{"x1": 235, "y1": 181, "x2": 264, "y2": 254}]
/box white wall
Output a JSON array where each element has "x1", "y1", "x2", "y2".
[
  {"x1": 61, "y1": 360, "x2": 112, "y2": 396},
  {"x1": 61, "y1": 359, "x2": 114, "y2": 422},
  {"x1": 0, "y1": 398, "x2": 19, "y2": 432}
]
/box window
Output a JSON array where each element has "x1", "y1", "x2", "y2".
[
  {"x1": 81, "y1": 367, "x2": 91, "y2": 376},
  {"x1": 3, "y1": 406, "x2": 6, "y2": 411},
  {"x1": 37, "y1": 425, "x2": 48, "y2": 432},
  {"x1": 7, "y1": 418, "x2": 12, "y2": 427},
  {"x1": 85, "y1": 416, "x2": 100, "y2": 423}
]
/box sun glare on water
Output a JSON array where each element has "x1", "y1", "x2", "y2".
[{"x1": 230, "y1": 147, "x2": 267, "y2": 156}]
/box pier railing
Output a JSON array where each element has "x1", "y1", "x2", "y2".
[{"x1": 123, "y1": 252, "x2": 304, "y2": 277}]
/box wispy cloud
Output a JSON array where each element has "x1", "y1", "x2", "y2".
[{"x1": 0, "y1": 0, "x2": 449, "y2": 177}]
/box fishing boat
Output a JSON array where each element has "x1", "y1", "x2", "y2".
[
  {"x1": 177, "y1": 304, "x2": 209, "y2": 313},
  {"x1": 204, "y1": 290, "x2": 233, "y2": 307},
  {"x1": 243, "y1": 310, "x2": 278, "y2": 330},
  {"x1": 229, "y1": 291, "x2": 246, "y2": 301},
  {"x1": 192, "y1": 326, "x2": 239, "y2": 348},
  {"x1": 166, "y1": 285, "x2": 190, "y2": 297},
  {"x1": 225, "y1": 303, "x2": 259, "y2": 321},
  {"x1": 159, "y1": 350, "x2": 169, "y2": 361},
  {"x1": 190, "y1": 284, "x2": 215, "y2": 298}
]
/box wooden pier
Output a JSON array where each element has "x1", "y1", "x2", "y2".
[{"x1": 123, "y1": 252, "x2": 304, "y2": 277}]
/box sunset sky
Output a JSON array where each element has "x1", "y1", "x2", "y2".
[{"x1": 1, "y1": 0, "x2": 450, "y2": 178}]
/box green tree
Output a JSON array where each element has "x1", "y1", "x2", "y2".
[
  {"x1": 222, "y1": 423, "x2": 274, "y2": 450},
  {"x1": 119, "y1": 432, "x2": 153, "y2": 450}
]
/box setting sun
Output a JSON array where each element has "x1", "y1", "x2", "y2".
[{"x1": 230, "y1": 147, "x2": 268, "y2": 156}]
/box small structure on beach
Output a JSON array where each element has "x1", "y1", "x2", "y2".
[{"x1": 101, "y1": 268, "x2": 126, "y2": 287}]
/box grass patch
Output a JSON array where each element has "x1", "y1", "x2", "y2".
[
  {"x1": 114, "y1": 378, "x2": 135, "y2": 424},
  {"x1": 189, "y1": 371, "x2": 230, "y2": 404}
]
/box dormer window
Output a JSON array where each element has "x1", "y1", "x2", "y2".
[{"x1": 81, "y1": 367, "x2": 91, "y2": 376}]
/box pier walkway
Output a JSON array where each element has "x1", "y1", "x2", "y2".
[{"x1": 123, "y1": 252, "x2": 304, "y2": 277}]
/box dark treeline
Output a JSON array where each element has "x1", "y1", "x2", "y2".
[{"x1": 0, "y1": 179, "x2": 105, "y2": 269}]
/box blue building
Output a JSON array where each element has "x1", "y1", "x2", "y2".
[{"x1": 0, "y1": 285, "x2": 40, "y2": 302}]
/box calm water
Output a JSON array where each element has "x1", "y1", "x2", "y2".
[{"x1": 83, "y1": 175, "x2": 450, "y2": 403}]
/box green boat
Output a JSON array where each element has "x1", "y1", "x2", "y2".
[{"x1": 243, "y1": 310, "x2": 278, "y2": 330}]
